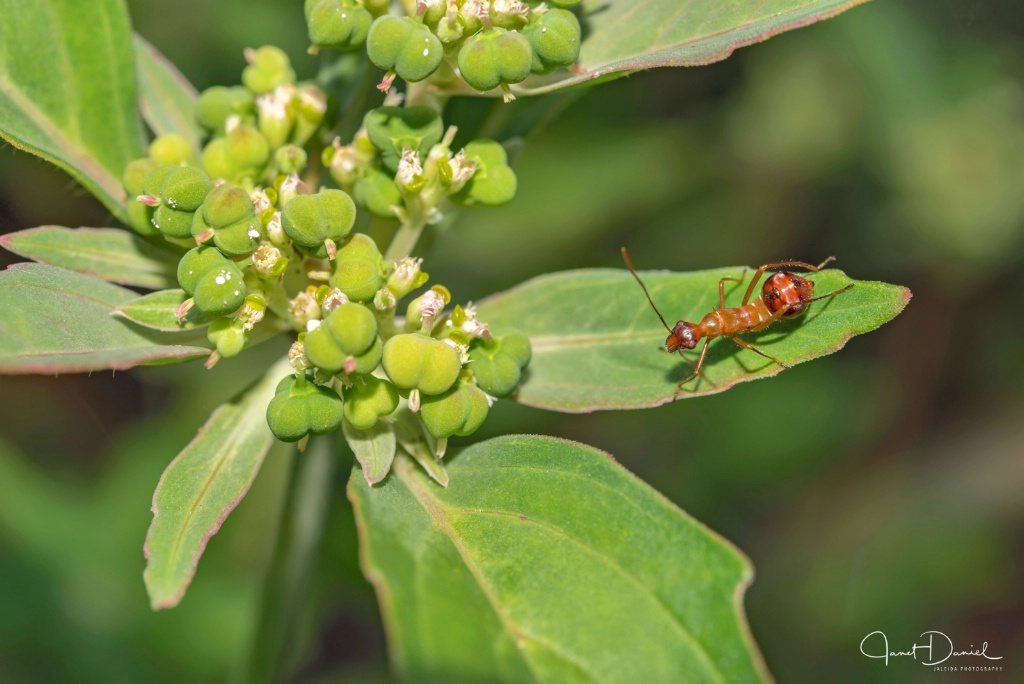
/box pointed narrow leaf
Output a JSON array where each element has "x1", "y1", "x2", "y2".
[
  {"x1": 0, "y1": 226, "x2": 180, "y2": 289},
  {"x1": 476, "y1": 267, "x2": 910, "y2": 412},
  {"x1": 393, "y1": 409, "x2": 448, "y2": 487},
  {"x1": 350, "y1": 435, "x2": 768, "y2": 682},
  {"x1": 505, "y1": 0, "x2": 870, "y2": 96},
  {"x1": 343, "y1": 420, "x2": 397, "y2": 485},
  {"x1": 0, "y1": 0, "x2": 146, "y2": 222},
  {"x1": 144, "y1": 358, "x2": 290, "y2": 609},
  {"x1": 133, "y1": 34, "x2": 202, "y2": 149},
  {"x1": 113, "y1": 289, "x2": 210, "y2": 332},
  {"x1": 0, "y1": 263, "x2": 209, "y2": 374}
]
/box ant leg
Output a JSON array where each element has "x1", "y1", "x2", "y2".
[
  {"x1": 673, "y1": 338, "x2": 711, "y2": 401},
  {"x1": 718, "y1": 269, "x2": 746, "y2": 309},
  {"x1": 730, "y1": 335, "x2": 790, "y2": 370}
]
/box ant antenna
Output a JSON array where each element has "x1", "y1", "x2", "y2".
[{"x1": 621, "y1": 247, "x2": 672, "y2": 334}]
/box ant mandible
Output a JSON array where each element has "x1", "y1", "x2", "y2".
[{"x1": 621, "y1": 247, "x2": 854, "y2": 400}]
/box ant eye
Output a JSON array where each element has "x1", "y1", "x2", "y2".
[{"x1": 772, "y1": 288, "x2": 781, "y2": 298}]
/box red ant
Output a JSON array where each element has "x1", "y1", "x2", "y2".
[{"x1": 621, "y1": 247, "x2": 854, "y2": 399}]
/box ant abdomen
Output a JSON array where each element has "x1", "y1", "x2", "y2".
[{"x1": 762, "y1": 272, "x2": 814, "y2": 316}]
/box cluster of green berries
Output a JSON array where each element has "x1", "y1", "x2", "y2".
[
  {"x1": 325, "y1": 105, "x2": 517, "y2": 222},
  {"x1": 306, "y1": 0, "x2": 583, "y2": 101},
  {"x1": 119, "y1": 43, "x2": 530, "y2": 448}
]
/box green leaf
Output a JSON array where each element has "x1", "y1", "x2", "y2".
[
  {"x1": 0, "y1": 0, "x2": 146, "y2": 222},
  {"x1": 0, "y1": 263, "x2": 209, "y2": 374},
  {"x1": 349, "y1": 435, "x2": 767, "y2": 682},
  {"x1": 144, "y1": 358, "x2": 290, "y2": 610},
  {"x1": 113, "y1": 289, "x2": 211, "y2": 332},
  {"x1": 133, "y1": 34, "x2": 202, "y2": 150},
  {"x1": 476, "y1": 267, "x2": 910, "y2": 412},
  {"x1": 343, "y1": 420, "x2": 397, "y2": 486},
  {"x1": 393, "y1": 408, "x2": 448, "y2": 487},
  {"x1": 511, "y1": 0, "x2": 870, "y2": 96},
  {"x1": 0, "y1": 226, "x2": 180, "y2": 289}
]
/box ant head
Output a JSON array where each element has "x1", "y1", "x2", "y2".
[
  {"x1": 666, "y1": 321, "x2": 699, "y2": 351},
  {"x1": 762, "y1": 272, "x2": 814, "y2": 316}
]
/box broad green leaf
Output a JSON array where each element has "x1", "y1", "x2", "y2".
[
  {"x1": 0, "y1": 0, "x2": 146, "y2": 222},
  {"x1": 0, "y1": 226, "x2": 180, "y2": 289},
  {"x1": 349, "y1": 435, "x2": 767, "y2": 683},
  {"x1": 113, "y1": 289, "x2": 210, "y2": 332},
  {"x1": 509, "y1": 0, "x2": 870, "y2": 96},
  {"x1": 476, "y1": 267, "x2": 910, "y2": 412},
  {"x1": 0, "y1": 263, "x2": 209, "y2": 374},
  {"x1": 133, "y1": 34, "x2": 202, "y2": 149},
  {"x1": 343, "y1": 419, "x2": 397, "y2": 486},
  {"x1": 144, "y1": 357, "x2": 290, "y2": 610}
]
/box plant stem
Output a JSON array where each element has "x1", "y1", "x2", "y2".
[
  {"x1": 239, "y1": 437, "x2": 337, "y2": 684},
  {"x1": 383, "y1": 217, "x2": 426, "y2": 261}
]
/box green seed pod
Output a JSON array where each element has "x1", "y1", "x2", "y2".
[
  {"x1": 363, "y1": 106, "x2": 443, "y2": 173},
  {"x1": 141, "y1": 164, "x2": 176, "y2": 197},
  {"x1": 200, "y1": 138, "x2": 234, "y2": 182},
  {"x1": 183, "y1": 252, "x2": 246, "y2": 316},
  {"x1": 207, "y1": 317, "x2": 247, "y2": 358},
  {"x1": 328, "y1": 233, "x2": 386, "y2": 302},
  {"x1": 469, "y1": 332, "x2": 532, "y2": 396},
  {"x1": 225, "y1": 123, "x2": 271, "y2": 179},
  {"x1": 192, "y1": 183, "x2": 263, "y2": 257},
  {"x1": 353, "y1": 166, "x2": 401, "y2": 218},
  {"x1": 148, "y1": 133, "x2": 196, "y2": 166},
  {"x1": 524, "y1": 9, "x2": 581, "y2": 73},
  {"x1": 381, "y1": 333, "x2": 462, "y2": 395},
  {"x1": 304, "y1": 302, "x2": 379, "y2": 372},
  {"x1": 457, "y1": 28, "x2": 533, "y2": 93},
  {"x1": 419, "y1": 380, "x2": 490, "y2": 438},
  {"x1": 549, "y1": 0, "x2": 582, "y2": 6},
  {"x1": 275, "y1": 144, "x2": 308, "y2": 175},
  {"x1": 362, "y1": 0, "x2": 388, "y2": 16},
  {"x1": 450, "y1": 140, "x2": 518, "y2": 207},
  {"x1": 281, "y1": 189, "x2": 356, "y2": 258},
  {"x1": 196, "y1": 86, "x2": 255, "y2": 135},
  {"x1": 366, "y1": 15, "x2": 444, "y2": 84},
  {"x1": 123, "y1": 158, "x2": 161, "y2": 235},
  {"x1": 152, "y1": 166, "x2": 214, "y2": 239},
  {"x1": 266, "y1": 374, "x2": 344, "y2": 442},
  {"x1": 242, "y1": 45, "x2": 296, "y2": 95},
  {"x1": 344, "y1": 375, "x2": 399, "y2": 430},
  {"x1": 306, "y1": 0, "x2": 373, "y2": 50}
]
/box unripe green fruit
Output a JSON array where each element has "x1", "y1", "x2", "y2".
[
  {"x1": 524, "y1": 9, "x2": 581, "y2": 73},
  {"x1": 191, "y1": 183, "x2": 263, "y2": 257},
  {"x1": 457, "y1": 28, "x2": 533, "y2": 93},
  {"x1": 152, "y1": 166, "x2": 213, "y2": 238},
  {"x1": 381, "y1": 334, "x2": 462, "y2": 395},
  {"x1": 281, "y1": 189, "x2": 356, "y2": 258},
  {"x1": 141, "y1": 164, "x2": 176, "y2": 197},
  {"x1": 266, "y1": 374, "x2": 344, "y2": 442},
  {"x1": 126, "y1": 200, "x2": 159, "y2": 236},
  {"x1": 363, "y1": 106, "x2": 443, "y2": 172},
  {"x1": 149, "y1": 133, "x2": 196, "y2": 166},
  {"x1": 200, "y1": 139, "x2": 233, "y2": 182},
  {"x1": 450, "y1": 140, "x2": 517, "y2": 206},
  {"x1": 469, "y1": 332, "x2": 532, "y2": 396},
  {"x1": 196, "y1": 86, "x2": 255, "y2": 135},
  {"x1": 123, "y1": 158, "x2": 160, "y2": 195},
  {"x1": 242, "y1": 46, "x2": 296, "y2": 95},
  {"x1": 207, "y1": 317, "x2": 247, "y2": 358},
  {"x1": 328, "y1": 233, "x2": 385, "y2": 302},
  {"x1": 304, "y1": 303, "x2": 378, "y2": 372},
  {"x1": 307, "y1": 0, "x2": 372, "y2": 50},
  {"x1": 366, "y1": 16, "x2": 444, "y2": 83},
  {"x1": 275, "y1": 144, "x2": 308, "y2": 175},
  {"x1": 343, "y1": 375, "x2": 399, "y2": 430},
  {"x1": 549, "y1": 0, "x2": 582, "y2": 6},
  {"x1": 174, "y1": 246, "x2": 247, "y2": 317},
  {"x1": 353, "y1": 166, "x2": 401, "y2": 218},
  {"x1": 349, "y1": 335, "x2": 384, "y2": 374},
  {"x1": 227, "y1": 124, "x2": 271, "y2": 175},
  {"x1": 419, "y1": 381, "x2": 490, "y2": 438}
]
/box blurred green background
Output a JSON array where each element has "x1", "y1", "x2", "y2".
[{"x1": 2, "y1": 0, "x2": 1023, "y2": 681}]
